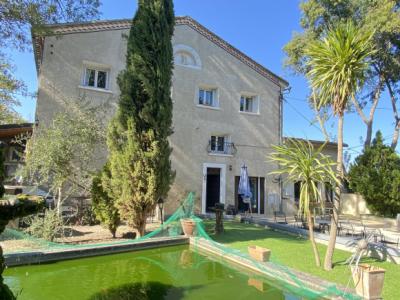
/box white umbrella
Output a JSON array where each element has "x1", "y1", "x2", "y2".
[{"x1": 238, "y1": 164, "x2": 252, "y2": 215}]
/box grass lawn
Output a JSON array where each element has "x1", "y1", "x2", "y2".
[{"x1": 204, "y1": 220, "x2": 398, "y2": 299}]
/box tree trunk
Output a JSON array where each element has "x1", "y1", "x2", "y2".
[
  {"x1": 324, "y1": 114, "x2": 344, "y2": 271},
  {"x1": 392, "y1": 120, "x2": 400, "y2": 150},
  {"x1": 57, "y1": 187, "x2": 62, "y2": 215},
  {"x1": 386, "y1": 79, "x2": 400, "y2": 150},
  {"x1": 307, "y1": 213, "x2": 321, "y2": 267},
  {"x1": 136, "y1": 210, "x2": 147, "y2": 238},
  {"x1": 110, "y1": 226, "x2": 117, "y2": 238},
  {"x1": 351, "y1": 76, "x2": 382, "y2": 149},
  {"x1": 364, "y1": 121, "x2": 373, "y2": 149}
]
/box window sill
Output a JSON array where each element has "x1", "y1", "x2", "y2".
[
  {"x1": 239, "y1": 111, "x2": 260, "y2": 116},
  {"x1": 208, "y1": 152, "x2": 233, "y2": 157},
  {"x1": 196, "y1": 104, "x2": 220, "y2": 111},
  {"x1": 175, "y1": 63, "x2": 201, "y2": 70},
  {"x1": 78, "y1": 85, "x2": 113, "y2": 94}
]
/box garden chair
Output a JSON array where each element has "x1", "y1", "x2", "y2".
[
  {"x1": 339, "y1": 219, "x2": 362, "y2": 237},
  {"x1": 294, "y1": 214, "x2": 307, "y2": 229},
  {"x1": 274, "y1": 211, "x2": 287, "y2": 224},
  {"x1": 293, "y1": 215, "x2": 302, "y2": 228},
  {"x1": 363, "y1": 227, "x2": 385, "y2": 243}
]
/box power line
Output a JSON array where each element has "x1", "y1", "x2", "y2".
[
  {"x1": 284, "y1": 96, "x2": 397, "y2": 152},
  {"x1": 285, "y1": 95, "x2": 393, "y2": 111},
  {"x1": 345, "y1": 133, "x2": 395, "y2": 151},
  {"x1": 283, "y1": 97, "x2": 327, "y2": 135}
]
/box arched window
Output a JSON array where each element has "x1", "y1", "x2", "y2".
[{"x1": 173, "y1": 44, "x2": 201, "y2": 69}]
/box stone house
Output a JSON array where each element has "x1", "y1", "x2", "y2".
[{"x1": 32, "y1": 17, "x2": 337, "y2": 217}]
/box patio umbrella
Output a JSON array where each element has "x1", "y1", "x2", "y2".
[{"x1": 238, "y1": 164, "x2": 252, "y2": 215}]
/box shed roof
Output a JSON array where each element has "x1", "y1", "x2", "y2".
[{"x1": 0, "y1": 123, "x2": 34, "y2": 139}]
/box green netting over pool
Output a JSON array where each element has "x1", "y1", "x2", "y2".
[{"x1": 2, "y1": 192, "x2": 359, "y2": 299}]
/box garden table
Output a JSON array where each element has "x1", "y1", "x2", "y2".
[{"x1": 315, "y1": 219, "x2": 330, "y2": 233}]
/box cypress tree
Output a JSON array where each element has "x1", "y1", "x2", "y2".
[
  {"x1": 92, "y1": 164, "x2": 120, "y2": 238},
  {"x1": 107, "y1": 0, "x2": 175, "y2": 237}
]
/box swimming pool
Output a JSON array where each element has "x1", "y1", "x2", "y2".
[{"x1": 4, "y1": 245, "x2": 305, "y2": 300}]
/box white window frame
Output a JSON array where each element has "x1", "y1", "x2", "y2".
[
  {"x1": 239, "y1": 93, "x2": 260, "y2": 115},
  {"x1": 173, "y1": 44, "x2": 202, "y2": 69},
  {"x1": 196, "y1": 86, "x2": 219, "y2": 109},
  {"x1": 83, "y1": 68, "x2": 109, "y2": 89},
  {"x1": 79, "y1": 61, "x2": 111, "y2": 93},
  {"x1": 209, "y1": 134, "x2": 232, "y2": 155}
]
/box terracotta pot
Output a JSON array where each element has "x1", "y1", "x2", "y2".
[
  {"x1": 248, "y1": 245, "x2": 271, "y2": 262},
  {"x1": 351, "y1": 264, "x2": 385, "y2": 300},
  {"x1": 180, "y1": 219, "x2": 196, "y2": 237}
]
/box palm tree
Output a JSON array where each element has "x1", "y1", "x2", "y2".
[
  {"x1": 269, "y1": 139, "x2": 338, "y2": 267},
  {"x1": 305, "y1": 21, "x2": 375, "y2": 270}
]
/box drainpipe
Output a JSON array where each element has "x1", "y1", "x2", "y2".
[{"x1": 279, "y1": 86, "x2": 291, "y2": 212}]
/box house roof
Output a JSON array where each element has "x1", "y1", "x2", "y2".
[
  {"x1": 31, "y1": 16, "x2": 288, "y2": 88},
  {"x1": 284, "y1": 137, "x2": 348, "y2": 148},
  {"x1": 0, "y1": 123, "x2": 34, "y2": 139}
]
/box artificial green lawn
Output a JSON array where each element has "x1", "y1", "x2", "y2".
[{"x1": 204, "y1": 221, "x2": 399, "y2": 299}]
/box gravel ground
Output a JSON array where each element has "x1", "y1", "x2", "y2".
[{"x1": 0, "y1": 222, "x2": 162, "y2": 253}]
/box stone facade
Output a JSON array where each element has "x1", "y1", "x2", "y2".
[{"x1": 33, "y1": 17, "x2": 291, "y2": 216}]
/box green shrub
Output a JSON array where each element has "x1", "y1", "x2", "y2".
[
  {"x1": 25, "y1": 209, "x2": 64, "y2": 241},
  {"x1": 75, "y1": 205, "x2": 100, "y2": 226},
  {"x1": 91, "y1": 165, "x2": 120, "y2": 238},
  {"x1": 349, "y1": 131, "x2": 400, "y2": 217}
]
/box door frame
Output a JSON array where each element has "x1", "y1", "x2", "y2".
[{"x1": 202, "y1": 163, "x2": 226, "y2": 214}]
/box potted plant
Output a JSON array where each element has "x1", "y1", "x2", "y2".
[
  {"x1": 179, "y1": 193, "x2": 197, "y2": 237},
  {"x1": 351, "y1": 264, "x2": 385, "y2": 300},
  {"x1": 248, "y1": 245, "x2": 271, "y2": 262},
  {"x1": 180, "y1": 218, "x2": 196, "y2": 236}
]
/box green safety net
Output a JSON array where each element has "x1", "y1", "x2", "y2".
[{"x1": 1, "y1": 192, "x2": 359, "y2": 300}]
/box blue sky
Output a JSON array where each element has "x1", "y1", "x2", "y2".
[{"x1": 10, "y1": 0, "x2": 398, "y2": 158}]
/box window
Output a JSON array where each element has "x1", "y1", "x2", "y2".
[
  {"x1": 199, "y1": 88, "x2": 218, "y2": 107},
  {"x1": 325, "y1": 182, "x2": 334, "y2": 203},
  {"x1": 240, "y1": 95, "x2": 259, "y2": 113},
  {"x1": 294, "y1": 181, "x2": 301, "y2": 203},
  {"x1": 173, "y1": 44, "x2": 202, "y2": 69},
  {"x1": 208, "y1": 135, "x2": 236, "y2": 155},
  {"x1": 210, "y1": 135, "x2": 226, "y2": 153},
  {"x1": 235, "y1": 176, "x2": 265, "y2": 214},
  {"x1": 9, "y1": 147, "x2": 22, "y2": 162},
  {"x1": 175, "y1": 51, "x2": 195, "y2": 66},
  {"x1": 83, "y1": 67, "x2": 109, "y2": 89}
]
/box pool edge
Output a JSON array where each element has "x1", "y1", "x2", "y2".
[
  {"x1": 190, "y1": 237, "x2": 360, "y2": 300},
  {"x1": 4, "y1": 236, "x2": 189, "y2": 267}
]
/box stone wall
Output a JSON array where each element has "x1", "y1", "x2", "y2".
[{"x1": 340, "y1": 193, "x2": 371, "y2": 217}]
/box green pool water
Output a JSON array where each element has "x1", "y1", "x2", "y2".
[{"x1": 4, "y1": 245, "x2": 307, "y2": 300}]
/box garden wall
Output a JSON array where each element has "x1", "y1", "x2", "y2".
[{"x1": 340, "y1": 193, "x2": 371, "y2": 217}]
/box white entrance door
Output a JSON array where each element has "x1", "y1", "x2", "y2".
[{"x1": 201, "y1": 163, "x2": 226, "y2": 214}]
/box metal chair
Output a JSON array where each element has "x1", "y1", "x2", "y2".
[{"x1": 274, "y1": 211, "x2": 287, "y2": 224}]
